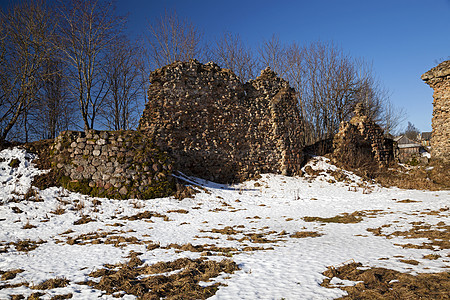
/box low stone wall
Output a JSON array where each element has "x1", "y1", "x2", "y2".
[
  {"x1": 51, "y1": 130, "x2": 175, "y2": 199},
  {"x1": 332, "y1": 104, "x2": 395, "y2": 170},
  {"x1": 138, "y1": 59, "x2": 304, "y2": 183},
  {"x1": 421, "y1": 60, "x2": 450, "y2": 161}
]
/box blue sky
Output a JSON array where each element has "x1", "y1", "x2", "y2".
[
  {"x1": 116, "y1": 0, "x2": 450, "y2": 132},
  {"x1": 2, "y1": 0, "x2": 449, "y2": 132}
]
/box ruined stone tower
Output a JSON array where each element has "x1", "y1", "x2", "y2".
[{"x1": 421, "y1": 60, "x2": 450, "y2": 161}]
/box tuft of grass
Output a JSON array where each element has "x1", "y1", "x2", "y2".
[
  {"x1": 423, "y1": 254, "x2": 440, "y2": 260},
  {"x1": 8, "y1": 158, "x2": 20, "y2": 168},
  {"x1": 400, "y1": 259, "x2": 420, "y2": 265},
  {"x1": 22, "y1": 221, "x2": 36, "y2": 229},
  {"x1": 73, "y1": 215, "x2": 95, "y2": 225},
  {"x1": 1, "y1": 269, "x2": 24, "y2": 280},
  {"x1": 51, "y1": 204, "x2": 66, "y2": 215},
  {"x1": 11, "y1": 239, "x2": 45, "y2": 252}
]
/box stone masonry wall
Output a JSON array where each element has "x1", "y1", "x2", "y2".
[
  {"x1": 421, "y1": 60, "x2": 450, "y2": 161},
  {"x1": 51, "y1": 130, "x2": 175, "y2": 199},
  {"x1": 332, "y1": 103, "x2": 395, "y2": 169},
  {"x1": 138, "y1": 59, "x2": 304, "y2": 183}
]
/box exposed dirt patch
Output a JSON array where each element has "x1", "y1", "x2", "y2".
[
  {"x1": 82, "y1": 254, "x2": 239, "y2": 299},
  {"x1": 321, "y1": 261, "x2": 450, "y2": 299}
]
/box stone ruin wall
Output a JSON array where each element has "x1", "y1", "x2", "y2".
[
  {"x1": 421, "y1": 60, "x2": 450, "y2": 161},
  {"x1": 51, "y1": 130, "x2": 175, "y2": 199},
  {"x1": 138, "y1": 60, "x2": 304, "y2": 183},
  {"x1": 332, "y1": 104, "x2": 395, "y2": 169}
]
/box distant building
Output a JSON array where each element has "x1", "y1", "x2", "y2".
[{"x1": 394, "y1": 135, "x2": 422, "y2": 162}]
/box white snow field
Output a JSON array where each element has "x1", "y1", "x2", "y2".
[{"x1": 0, "y1": 147, "x2": 448, "y2": 299}]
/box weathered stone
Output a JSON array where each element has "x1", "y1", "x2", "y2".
[
  {"x1": 138, "y1": 59, "x2": 304, "y2": 183},
  {"x1": 92, "y1": 149, "x2": 101, "y2": 156},
  {"x1": 422, "y1": 60, "x2": 450, "y2": 161},
  {"x1": 332, "y1": 103, "x2": 395, "y2": 168}
]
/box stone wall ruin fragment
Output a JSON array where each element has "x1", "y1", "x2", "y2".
[
  {"x1": 138, "y1": 60, "x2": 305, "y2": 183},
  {"x1": 421, "y1": 60, "x2": 450, "y2": 161}
]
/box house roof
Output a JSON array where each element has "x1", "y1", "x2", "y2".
[{"x1": 395, "y1": 135, "x2": 421, "y2": 148}]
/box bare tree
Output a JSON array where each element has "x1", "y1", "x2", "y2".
[
  {"x1": 211, "y1": 32, "x2": 258, "y2": 82},
  {"x1": 404, "y1": 122, "x2": 420, "y2": 141},
  {"x1": 380, "y1": 98, "x2": 406, "y2": 135},
  {"x1": 146, "y1": 9, "x2": 205, "y2": 70},
  {"x1": 0, "y1": 0, "x2": 54, "y2": 143},
  {"x1": 27, "y1": 57, "x2": 77, "y2": 139},
  {"x1": 100, "y1": 36, "x2": 146, "y2": 130},
  {"x1": 258, "y1": 34, "x2": 290, "y2": 79},
  {"x1": 56, "y1": 0, "x2": 125, "y2": 131}
]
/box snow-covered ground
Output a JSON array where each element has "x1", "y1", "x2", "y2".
[{"x1": 0, "y1": 147, "x2": 448, "y2": 299}]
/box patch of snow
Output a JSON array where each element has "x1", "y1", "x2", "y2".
[{"x1": 0, "y1": 147, "x2": 449, "y2": 299}]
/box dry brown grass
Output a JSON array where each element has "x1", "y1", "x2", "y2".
[
  {"x1": 400, "y1": 259, "x2": 420, "y2": 265},
  {"x1": 22, "y1": 221, "x2": 36, "y2": 229},
  {"x1": 303, "y1": 211, "x2": 365, "y2": 224},
  {"x1": 31, "y1": 277, "x2": 69, "y2": 290},
  {"x1": 120, "y1": 210, "x2": 167, "y2": 221},
  {"x1": 321, "y1": 261, "x2": 450, "y2": 299},
  {"x1": 82, "y1": 254, "x2": 239, "y2": 299},
  {"x1": 290, "y1": 231, "x2": 323, "y2": 238},
  {"x1": 0, "y1": 269, "x2": 24, "y2": 280},
  {"x1": 375, "y1": 160, "x2": 450, "y2": 191},
  {"x1": 167, "y1": 209, "x2": 189, "y2": 214},
  {"x1": 11, "y1": 240, "x2": 45, "y2": 252},
  {"x1": 50, "y1": 294, "x2": 73, "y2": 299},
  {"x1": 73, "y1": 215, "x2": 95, "y2": 225},
  {"x1": 367, "y1": 220, "x2": 450, "y2": 250}
]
